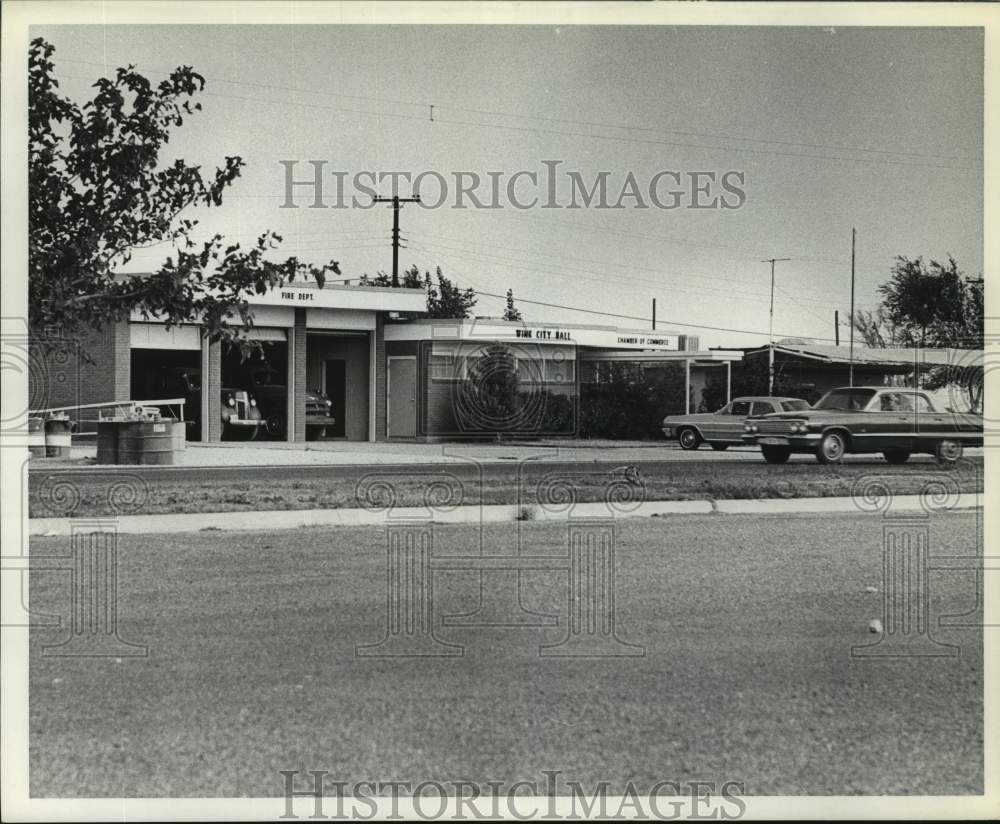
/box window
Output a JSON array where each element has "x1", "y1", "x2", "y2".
[
  {"x1": 815, "y1": 388, "x2": 876, "y2": 411},
  {"x1": 730, "y1": 401, "x2": 752, "y2": 416},
  {"x1": 544, "y1": 356, "x2": 574, "y2": 385},
  {"x1": 429, "y1": 354, "x2": 458, "y2": 381},
  {"x1": 781, "y1": 400, "x2": 810, "y2": 412},
  {"x1": 751, "y1": 401, "x2": 776, "y2": 416},
  {"x1": 915, "y1": 394, "x2": 934, "y2": 413},
  {"x1": 879, "y1": 392, "x2": 913, "y2": 412}
]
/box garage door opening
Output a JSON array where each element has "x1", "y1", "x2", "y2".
[
  {"x1": 130, "y1": 348, "x2": 203, "y2": 441},
  {"x1": 221, "y1": 339, "x2": 288, "y2": 440}
]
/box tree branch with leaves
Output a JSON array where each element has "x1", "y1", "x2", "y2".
[{"x1": 28, "y1": 37, "x2": 339, "y2": 349}]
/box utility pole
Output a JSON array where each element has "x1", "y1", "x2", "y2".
[
  {"x1": 762, "y1": 257, "x2": 791, "y2": 395},
  {"x1": 652, "y1": 298, "x2": 656, "y2": 330},
  {"x1": 835, "y1": 310, "x2": 840, "y2": 346},
  {"x1": 372, "y1": 194, "x2": 421, "y2": 286},
  {"x1": 849, "y1": 228, "x2": 856, "y2": 387}
]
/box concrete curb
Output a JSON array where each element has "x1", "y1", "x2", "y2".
[{"x1": 28, "y1": 494, "x2": 981, "y2": 537}]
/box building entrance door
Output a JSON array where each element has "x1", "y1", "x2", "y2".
[
  {"x1": 324, "y1": 359, "x2": 347, "y2": 437},
  {"x1": 387, "y1": 356, "x2": 417, "y2": 438}
]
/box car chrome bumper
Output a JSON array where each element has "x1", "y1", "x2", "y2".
[
  {"x1": 224, "y1": 418, "x2": 266, "y2": 427},
  {"x1": 743, "y1": 433, "x2": 821, "y2": 447}
]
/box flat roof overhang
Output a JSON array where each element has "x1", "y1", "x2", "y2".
[
  {"x1": 245, "y1": 282, "x2": 427, "y2": 314},
  {"x1": 385, "y1": 318, "x2": 689, "y2": 351},
  {"x1": 579, "y1": 349, "x2": 743, "y2": 364}
]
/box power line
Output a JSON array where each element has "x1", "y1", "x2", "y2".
[
  {"x1": 51, "y1": 68, "x2": 979, "y2": 172},
  {"x1": 53, "y1": 56, "x2": 980, "y2": 164},
  {"x1": 412, "y1": 229, "x2": 847, "y2": 299},
  {"x1": 404, "y1": 245, "x2": 839, "y2": 342},
  {"x1": 407, "y1": 240, "x2": 838, "y2": 311}
]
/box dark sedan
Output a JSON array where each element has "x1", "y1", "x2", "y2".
[{"x1": 743, "y1": 386, "x2": 983, "y2": 464}]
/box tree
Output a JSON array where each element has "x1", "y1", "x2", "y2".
[
  {"x1": 427, "y1": 267, "x2": 477, "y2": 319},
  {"x1": 358, "y1": 264, "x2": 476, "y2": 319},
  {"x1": 847, "y1": 255, "x2": 983, "y2": 411},
  {"x1": 458, "y1": 343, "x2": 520, "y2": 432},
  {"x1": 876, "y1": 256, "x2": 971, "y2": 346},
  {"x1": 849, "y1": 306, "x2": 907, "y2": 348},
  {"x1": 503, "y1": 288, "x2": 522, "y2": 321},
  {"x1": 29, "y1": 38, "x2": 339, "y2": 349}
]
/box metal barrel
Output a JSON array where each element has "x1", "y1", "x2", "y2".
[
  {"x1": 96, "y1": 420, "x2": 120, "y2": 464},
  {"x1": 170, "y1": 420, "x2": 187, "y2": 452},
  {"x1": 117, "y1": 421, "x2": 175, "y2": 466},
  {"x1": 28, "y1": 416, "x2": 46, "y2": 457},
  {"x1": 44, "y1": 414, "x2": 74, "y2": 457}
]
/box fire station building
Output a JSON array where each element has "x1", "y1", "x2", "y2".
[{"x1": 34, "y1": 279, "x2": 741, "y2": 442}]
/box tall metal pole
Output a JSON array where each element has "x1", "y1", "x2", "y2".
[
  {"x1": 762, "y1": 257, "x2": 790, "y2": 395},
  {"x1": 849, "y1": 228, "x2": 856, "y2": 386},
  {"x1": 835, "y1": 310, "x2": 840, "y2": 346},
  {"x1": 652, "y1": 298, "x2": 656, "y2": 330},
  {"x1": 373, "y1": 194, "x2": 421, "y2": 286}
]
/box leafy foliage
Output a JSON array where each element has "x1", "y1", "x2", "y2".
[
  {"x1": 847, "y1": 255, "x2": 983, "y2": 410},
  {"x1": 459, "y1": 343, "x2": 520, "y2": 430},
  {"x1": 849, "y1": 306, "x2": 908, "y2": 348},
  {"x1": 579, "y1": 362, "x2": 687, "y2": 439},
  {"x1": 503, "y1": 288, "x2": 523, "y2": 321},
  {"x1": 360, "y1": 264, "x2": 477, "y2": 319},
  {"x1": 29, "y1": 38, "x2": 339, "y2": 346}
]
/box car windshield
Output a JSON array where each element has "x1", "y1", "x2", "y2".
[
  {"x1": 782, "y1": 400, "x2": 810, "y2": 411},
  {"x1": 814, "y1": 388, "x2": 876, "y2": 411}
]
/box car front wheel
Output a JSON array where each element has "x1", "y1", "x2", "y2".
[
  {"x1": 883, "y1": 450, "x2": 910, "y2": 465},
  {"x1": 761, "y1": 446, "x2": 791, "y2": 464},
  {"x1": 935, "y1": 439, "x2": 963, "y2": 465},
  {"x1": 677, "y1": 428, "x2": 701, "y2": 450},
  {"x1": 816, "y1": 431, "x2": 847, "y2": 464}
]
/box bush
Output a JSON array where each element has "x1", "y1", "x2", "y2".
[{"x1": 579, "y1": 363, "x2": 685, "y2": 439}]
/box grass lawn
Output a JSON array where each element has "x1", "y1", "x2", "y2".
[
  {"x1": 28, "y1": 511, "x2": 983, "y2": 797},
  {"x1": 28, "y1": 456, "x2": 984, "y2": 517}
]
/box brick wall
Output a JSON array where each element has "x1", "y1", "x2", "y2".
[
  {"x1": 29, "y1": 321, "x2": 130, "y2": 430},
  {"x1": 292, "y1": 309, "x2": 307, "y2": 442},
  {"x1": 374, "y1": 314, "x2": 387, "y2": 440},
  {"x1": 205, "y1": 339, "x2": 222, "y2": 441}
]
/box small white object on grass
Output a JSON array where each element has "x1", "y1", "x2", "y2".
[
  {"x1": 868, "y1": 619, "x2": 883, "y2": 634},
  {"x1": 864, "y1": 586, "x2": 878, "y2": 594}
]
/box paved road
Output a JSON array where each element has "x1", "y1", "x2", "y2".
[
  {"x1": 28, "y1": 450, "x2": 971, "y2": 485},
  {"x1": 28, "y1": 510, "x2": 983, "y2": 797}
]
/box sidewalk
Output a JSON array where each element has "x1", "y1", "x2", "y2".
[
  {"x1": 40, "y1": 438, "x2": 977, "y2": 469},
  {"x1": 51, "y1": 438, "x2": 747, "y2": 468},
  {"x1": 28, "y1": 493, "x2": 983, "y2": 536}
]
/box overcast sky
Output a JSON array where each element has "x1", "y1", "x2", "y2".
[{"x1": 36, "y1": 24, "x2": 983, "y2": 348}]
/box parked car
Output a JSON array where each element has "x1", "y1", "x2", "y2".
[
  {"x1": 242, "y1": 366, "x2": 337, "y2": 440},
  {"x1": 661, "y1": 396, "x2": 812, "y2": 450},
  {"x1": 742, "y1": 386, "x2": 984, "y2": 464},
  {"x1": 221, "y1": 387, "x2": 265, "y2": 440}
]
